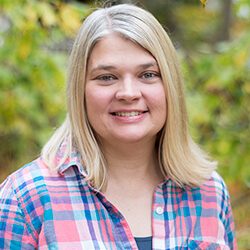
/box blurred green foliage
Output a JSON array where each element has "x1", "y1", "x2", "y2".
[
  {"x1": 0, "y1": 0, "x2": 89, "y2": 175},
  {"x1": 0, "y1": 0, "x2": 249, "y2": 248},
  {"x1": 173, "y1": 0, "x2": 250, "y2": 188},
  {"x1": 185, "y1": 32, "x2": 250, "y2": 188}
]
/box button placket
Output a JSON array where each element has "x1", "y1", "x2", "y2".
[{"x1": 152, "y1": 183, "x2": 166, "y2": 249}]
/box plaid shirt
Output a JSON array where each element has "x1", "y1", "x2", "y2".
[{"x1": 0, "y1": 151, "x2": 237, "y2": 249}]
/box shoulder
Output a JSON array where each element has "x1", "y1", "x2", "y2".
[
  {"x1": 1, "y1": 158, "x2": 54, "y2": 212},
  {"x1": 0, "y1": 157, "x2": 84, "y2": 238},
  {"x1": 201, "y1": 171, "x2": 230, "y2": 201},
  {"x1": 207, "y1": 171, "x2": 228, "y2": 190},
  {"x1": 1, "y1": 157, "x2": 89, "y2": 213},
  {"x1": 182, "y1": 171, "x2": 232, "y2": 218},
  {"x1": 179, "y1": 171, "x2": 230, "y2": 208},
  {"x1": 0, "y1": 158, "x2": 62, "y2": 227},
  {"x1": 1, "y1": 158, "x2": 56, "y2": 199},
  {"x1": 0, "y1": 156, "x2": 85, "y2": 204},
  {"x1": 0, "y1": 158, "x2": 55, "y2": 246},
  {"x1": 185, "y1": 171, "x2": 228, "y2": 193}
]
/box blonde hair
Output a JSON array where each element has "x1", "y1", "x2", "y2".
[{"x1": 42, "y1": 4, "x2": 216, "y2": 189}]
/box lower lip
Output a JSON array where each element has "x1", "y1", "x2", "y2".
[{"x1": 111, "y1": 112, "x2": 147, "y2": 123}]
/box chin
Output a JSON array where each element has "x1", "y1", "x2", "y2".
[{"x1": 112, "y1": 132, "x2": 155, "y2": 144}]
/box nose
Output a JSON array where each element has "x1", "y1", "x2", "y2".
[{"x1": 115, "y1": 77, "x2": 142, "y2": 102}]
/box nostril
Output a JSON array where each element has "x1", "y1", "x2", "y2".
[{"x1": 115, "y1": 89, "x2": 142, "y2": 101}]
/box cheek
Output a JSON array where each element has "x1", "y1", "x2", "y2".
[
  {"x1": 149, "y1": 86, "x2": 167, "y2": 112},
  {"x1": 85, "y1": 86, "x2": 111, "y2": 115},
  {"x1": 149, "y1": 87, "x2": 167, "y2": 127}
]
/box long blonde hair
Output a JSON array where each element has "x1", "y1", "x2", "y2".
[{"x1": 42, "y1": 4, "x2": 216, "y2": 189}]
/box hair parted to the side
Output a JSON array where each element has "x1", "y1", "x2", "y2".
[{"x1": 41, "y1": 3, "x2": 217, "y2": 189}]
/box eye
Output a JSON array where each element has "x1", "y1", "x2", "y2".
[
  {"x1": 96, "y1": 74, "x2": 117, "y2": 81},
  {"x1": 141, "y1": 71, "x2": 160, "y2": 80}
]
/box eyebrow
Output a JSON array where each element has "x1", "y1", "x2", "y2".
[{"x1": 89, "y1": 61, "x2": 158, "y2": 74}]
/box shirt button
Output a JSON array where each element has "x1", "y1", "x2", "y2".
[{"x1": 156, "y1": 206, "x2": 164, "y2": 215}]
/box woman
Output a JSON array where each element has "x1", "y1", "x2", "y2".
[{"x1": 0, "y1": 3, "x2": 236, "y2": 250}]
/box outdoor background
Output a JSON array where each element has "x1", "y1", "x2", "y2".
[{"x1": 0, "y1": 0, "x2": 249, "y2": 248}]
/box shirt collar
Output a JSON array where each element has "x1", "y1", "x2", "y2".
[
  {"x1": 55, "y1": 140, "x2": 87, "y2": 177},
  {"x1": 54, "y1": 140, "x2": 179, "y2": 189}
]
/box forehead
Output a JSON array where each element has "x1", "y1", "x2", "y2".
[{"x1": 87, "y1": 33, "x2": 157, "y2": 67}]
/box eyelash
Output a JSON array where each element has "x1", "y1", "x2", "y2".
[
  {"x1": 141, "y1": 71, "x2": 160, "y2": 79},
  {"x1": 95, "y1": 71, "x2": 160, "y2": 82},
  {"x1": 96, "y1": 74, "x2": 117, "y2": 81}
]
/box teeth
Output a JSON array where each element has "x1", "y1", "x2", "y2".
[{"x1": 115, "y1": 111, "x2": 142, "y2": 117}]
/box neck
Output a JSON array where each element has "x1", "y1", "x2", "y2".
[{"x1": 100, "y1": 138, "x2": 163, "y2": 192}]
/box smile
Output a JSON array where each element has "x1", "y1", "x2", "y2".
[{"x1": 112, "y1": 111, "x2": 146, "y2": 117}]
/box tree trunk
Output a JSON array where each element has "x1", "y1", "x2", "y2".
[{"x1": 217, "y1": 0, "x2": 232, "y2": 42}]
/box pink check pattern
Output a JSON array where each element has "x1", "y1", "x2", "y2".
[{"x1": 0, "y1": 150, "x2": 237, "y2": 249}]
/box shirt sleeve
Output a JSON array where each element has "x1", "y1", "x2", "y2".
[
  {"x1": 224, "y1": 193, "x2": 237, "y2": 249},
  {"x1": 215, "y1": 172, "x2": 238, "y2": 249},
  {"x1": 0, "y1": 177, "x2": 37, "y2": 249}
]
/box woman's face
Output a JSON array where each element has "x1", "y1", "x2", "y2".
[{"x1": 85, "y1": 33, "x2": 167, "y2": 145}]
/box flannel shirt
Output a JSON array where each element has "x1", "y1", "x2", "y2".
[{"x1": 0, "y1": 149, "x2": 237, "y2": 249}]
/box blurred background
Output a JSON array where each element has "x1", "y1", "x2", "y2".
[{"x1": 0, "y1": 0, "x2": 249, "y2": 248}]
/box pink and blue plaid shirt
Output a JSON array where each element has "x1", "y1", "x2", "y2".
[{"x1": 0, "y1": 150, "x2": 237, "y2": 249}]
